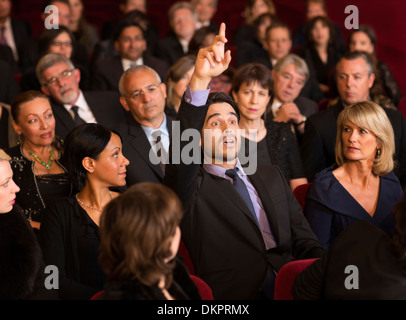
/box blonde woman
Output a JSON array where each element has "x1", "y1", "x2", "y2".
[{"x1": 305, "y1": 101, "x2": 403, "y2": 249}]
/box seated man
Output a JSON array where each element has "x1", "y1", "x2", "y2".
[
  {"x1": 37, "y1": 53, "x2": 126, "y2": 139},
  {"x1": 267, "y1": 54, "x2": 318, "y2": 143},
  {"x1": 165, "y1": 23, "x2": 324, "y2": 300},
  {"x1": 90, "y1": 20, "x2": 168, "y2": 92},
  {"x1": 301, "y1": 51, "x2": 406, "y2": 186}
]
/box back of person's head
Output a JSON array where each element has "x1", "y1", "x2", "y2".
[
  {"x1": 99, "y1": 182, "x2": 183, "y2": 287},
  {"x1": 35, "y1": 52, "x2": 75, "y2": 85},
  {"x1": 62, "y1": 123, "x2": 115, "y2": 191},
  {"x1": 273, "y1": 53, "x2": 309, "y2": 82},
  {"x1": 231, "y1": 62, "x2": 273, "y2": 96},
  {"x1": 391, "y1": 190, "x2": 406, "y2": 264},
  {"x1": 335, "y1": 101, "x2": 395, "y2": 176}
]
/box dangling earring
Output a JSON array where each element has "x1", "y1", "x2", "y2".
[{"x1": 376, "y1": 148, "x2": 382, "y2": 159}]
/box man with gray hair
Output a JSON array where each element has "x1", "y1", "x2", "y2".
[
  {"x1": 154, "y1": 1, "x2": 197, "y2": 66},
  {"x1": 267, "y1": 53, "x2": 318, "y2": 142},
  {"x1": 301, "y1": 51, "x2": 406, "y2": 186},
  {"x1": 37, "y1": 53, "x2": 126, "y2": 139},
  {"x1": 116, "y1": 65, "x2": 175, "y2": 186}
]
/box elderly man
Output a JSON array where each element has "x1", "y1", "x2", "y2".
[
  {"x1": 154, "y1": 1, "x2": 197, "y2": 66},
  {"x1": 165, "y1": 23, "x2": 324, "y2": 300},
  {"x1": 90, "y1": 20, "x2": 168, "y2": 92},
  {"x1": 191, "y1": 0, "x2": 218, "y2": 29},
  {"x1": 301, "y1": 50, "x2": 406, "y2": 186},
  {"x1": 267, "y1": 54, "x2": 318, "y2": 142},
  {"x1": 37, "y1": 53, "x2": 125, "y2": 139},
  {"x1": 116, "y1": 65, "x2": 175, "y2": 186}
]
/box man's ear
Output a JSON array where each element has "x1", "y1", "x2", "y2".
[
  {"x1": 368, "y1": 72, "x2": 376, "y2": 89},
  {"x1": 160, "y1": 83, "x2": 167, "y2": 99},
  {"x1": 120, "y1": 96, "x2": 130, "y2": 111},
  {"x1": 82, "y1": 157, "x2": 95, "y2": 174},
  {"x1": 41, "y1": 84, "x2": 51, "y2": 96}
]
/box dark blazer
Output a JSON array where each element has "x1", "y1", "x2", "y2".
[
  {"x1": 50, "y1": 91, "x2": 127, "y2": 139},
  {"x1": 0, "y1": 60, "x2": 19, "y2": 104},
  {"x1": 90, "y1": 55, "x2": 169, "y2": 92},
  {"x1": 300, "y1": 98, "x2": 406, "y2": 186},
  {"x1": 117, "y1": 113, "x2": 175, "y2": 186},
  {"x1": 164, "y1": 97, "x2": 324, "y2": 300},
  {"x1": 293, "y1": 220, "x2": 406, "y2": 300},
  {"x1": 154, "y1": 33, "x2": 187, "y2": 67}
]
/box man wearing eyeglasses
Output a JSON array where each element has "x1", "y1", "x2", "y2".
[
  {"x1": 36, "y1": 53, "x2": 126, "y2": 139},
  {"x1": 116, "y1": 64, "x2": 174, "y2": 186}
]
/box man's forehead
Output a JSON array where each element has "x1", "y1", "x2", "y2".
[
  {"x1": 337, "y1": 58, "x2": 368, "y2": 73},
  {"x1": 279, "y1": 64, "x2": 305, "y2": 79},
  {"x1": 206, "y1": 102, "x2": 237, "y2": 118},
  {"x1": 44, "y1": 62, "x2": 70, "y2": 75}
]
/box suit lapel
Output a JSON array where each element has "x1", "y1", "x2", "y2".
[{"x1": 127, "y1": 117, "x2": 164, "y2": 178}]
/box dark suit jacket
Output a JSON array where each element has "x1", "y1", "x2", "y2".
[
  {"x1": 117, "y1": 113, "x2": 174, "y2": 186},
  {"x1": 90, "y1": 55, "x2": 169, "y2": 92},
  {"x1": 0, "y1": 60, "x2": 19, "y2": 104},
  {"x1": 300, "y1": 98, "x2": 406, "y2": 186},
  {"x1": 164, "y1": 97, "x2": 324, "y2": 300},
  {"x1": 154, "y1": 33, "x2": 186, "y2": 67},
  {"x1": 293, "y1": 220, "x2": 406, "y2": 300},
  {"x1": 50, "y1": 91, "x2": 127, "y2": 139}
]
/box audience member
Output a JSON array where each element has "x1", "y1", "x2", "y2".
[
  {"x1": 165, "y1": 55, "x2": 196, "y2": 116},
  {"x1": 39, "y1": 123, "x2": 129, "y2": 300},
  {"x1": 297, "y1": 16, "x2": 343, "y2": 95},
  {"x1": 36, "y1": 53, "x2": 126, "y2": 139},
  {"x1": 231, "y1": 63, "x2": 307, "y2": 190},
  {"x1": 208, "y1": 68, "x2": 234, "y2": 94},
  {"x1": 67, "y1": 0, "x2": 99, "y2": 56},
  {"x1": 233, "y1": 0, "x2": 276, "y2": 46},
  {"x1": 165, "y1": 23, "x2": 324, "y2": 300},
  {"x1": 292, "y1": 0, "x2": 344, "y2": 49},
  {"x1": 101, "y1": 0, "x2": 148, "y2": 40},
  {"x1": 0, "y1": 59, "x2": 19, "y2": 105},
  {"x1": 0, "y1": 0, "x2": 32, "y2": 70},
  {"x1": 90, "y1": 20, "x2": 168, "y2": 92},
  {"x1": 20, "y1": 26, "x2": 89, "y2": 92},
  {"x1": 300, "y1": 51, "x2": 406, "y2": 185},
  {"x1": 347, "y1": 25, "x2": 402, "y2": 106},
  {"x1": 258, "y1": 21, "x2": 325, "y2": 102},
  {"x1": 117, "y1": 65, "x2": 174, "y2": 186},
  {"x1": 154, "y1": 1, "x2": 197, "y2": 66},
  {"x1": 293, "y1": 188, "x2": 406, "y2": 300},
  {"x1": 191, "y1": 0, "x2": 218, "y2": 30},
  {"x1": 188, "y1": 24, "x2": 218, "y2": 56},
  {"x1": 235, "y1": 12, "x2": 276, "y2": 68},
  {"x1": 6, "y1": 91, "x2": 71, "y2": 231},
  {"x1": 98, "y1": 182, "x2": 202, "y2": 300},
  {"x1": 305, "y1": 101, "x2": 403, "y2": 249},
  {"x1": 266, "y1": 54, "x2": 318, "y2": 143},
  {"x1": 0, "y1": 149, "x2": 57, "y2": 300}
]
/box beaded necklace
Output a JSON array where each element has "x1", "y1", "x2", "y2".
[{"x1": 29, "y1": 149, "x2": 54, "y2": 170}]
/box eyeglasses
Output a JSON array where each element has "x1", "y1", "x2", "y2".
[
  {"x1": 44, "y1": 69, "x2": 75, "y2": 87},
  {"x1": 51, "y1": 41, "x2": 73, "y2": 47}
]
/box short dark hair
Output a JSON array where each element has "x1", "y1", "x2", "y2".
[
  {"x1": 207, "y1": 91, "x2": 240, "y2": 121},
  {"x1": 113, "y1": 20, "x2": 146, "y2": 42},
  {"x1": 62, "y1": 123, "x2": 119, "y2": 191},
  {"x1": 38, "y1": 25, "x2": 76, "y2": 58},
  {"x1": 231, "y1": 63, "x2": 273, "y2": 97},
  {"x1": 265, "y1": 20, "x2": 292, "y2": 41},
  {"x1": 347, "y1": 25, "x2": 377, "y2": 52}
]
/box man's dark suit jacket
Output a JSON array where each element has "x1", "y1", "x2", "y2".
[
  {"x1": 293, "y1": 220, "x2": 406, "y2": 300},
  {"x1": 154, "y1": 33, "x2": 186, "y2": 67},
  {"x1": 49, "y1": 91, "x2": 127, "y2": 139},
  {"x1": 117, "y1": 113, "x2": 174, "y2": 186},
  {"x1": 300, "y1": 98, "x2": 406, "y2": 186},
  {"x1": 90, "y1": 55, "x2": 169, "y2": 92},
  {"x1": 164, "y1": 97, "x2": 324, "y2": 300}
]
